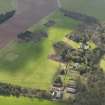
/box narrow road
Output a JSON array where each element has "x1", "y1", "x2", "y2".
[
  {"x1": 0, "y1": 0, "x2": 58, "y2": 48},
  {"x1": 57, "y1": 0, "x2": 62, "y2": 8}
]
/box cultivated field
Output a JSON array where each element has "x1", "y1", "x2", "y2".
[
  {"x1": 61, "y1": 0, "x2": 105, "y2": 20},
  {"x1": 0, "y1": 0, "x2": 58, "y2": 48}
]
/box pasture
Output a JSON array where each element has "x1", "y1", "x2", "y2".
[
  {"x1": 0, "y1": 0, "x2": 15, "y2": 13},
  {"x1": 0, "y1": 11, "x2": 79, "y2": 89},
  {"x1": 0, "y1": 0, "x2": 79, "y2": 105},
  {"x1": 61, "y1": 0, "x2": 105, "y2": 20},
  {"x1": 2, "y1": 0, "x2": 104, "y2": 105},
  {"x1": 0, "y1": 96, "x2": 65, "y2": 105}
]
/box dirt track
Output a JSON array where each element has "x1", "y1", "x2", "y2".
[{"x1": 0, "y1": 0, "x2": 58, "y2": 48}]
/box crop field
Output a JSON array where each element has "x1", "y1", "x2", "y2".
[
  {"x1": 0, "y1": 11, "x2": 78, "y2": 89},
  {"x1": 61, "y1": 0, "x2": 105, "y2": 20}
]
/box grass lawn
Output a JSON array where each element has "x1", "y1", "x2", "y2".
[
  {"x1": 100, "y1": 58, "x2": 105, "y2": 71},
  {"x1": 0, "y1": 11, "x2": 79, "y2": 89},
  {"x1": 60, "y1": 0, "x2": 105, "y2": 20},
  {"x1": 0, "y1": 96, "x2": 65, "y2": 105},
  {"x1": 63, "y1": 37, "x2": 80, "y2": 49},
  {"x1": 0, "y1": 0, "x2": 15, "y2": 13}
]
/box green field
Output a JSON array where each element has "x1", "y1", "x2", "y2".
[
  {"x1": 0, "y1": 0, "x2": 15, "y2": 13},
  {"x1": 0, "y1": 96, "x2": 65, "y2": 105},
  {"x1": 0, "y1": 10, "x2": 79, "y2": 105},
  {"x1": 0, "y1": 0, "x2": 105, "y2": 105},
  {"x1": 0, "y1": 11, "x2": 78, "y2": 90},
  {"x1": 61, "y1": 0, "x2": 105, "y2": 20}
]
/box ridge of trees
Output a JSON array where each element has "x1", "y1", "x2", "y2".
[
  {"x1": 17, "y1": 31, "x2": 48, "y2": 42},
  {"x1": 0, "y1": 82, "x2": 51, "y2": 99},
  {"x1": 61, "y1": 9, "x2": 99, "y2": 24}
]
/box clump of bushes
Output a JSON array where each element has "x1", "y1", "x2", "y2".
[
  {"x1": 66, "y1": 33, "x2": 83, "y2": 43},
  {"x1": 0, "y1": 10, "x2": 15, "y2": 24},
  {"x1": 53, "y1": 41, "x2": 72, "y2": 55},
  {"x1": 62, "y1": 9, "x2": 99, "y2": 24},
  {"x1": 44, "y1": 20, "x2": 55, "y2": 27},
  {"x1": 17, "y1": 31, "x2": 33, "y2": 42},
  {"x1": 0, "y1": 82, "x2": 51, "y2": 99},
  {"x1": 17, "y1": 31, "x2": 48, "y2": 42}
]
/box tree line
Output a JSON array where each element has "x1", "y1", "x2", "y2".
[{"x1": 0, "y1": 10, "x2": 15, "y2": 24}]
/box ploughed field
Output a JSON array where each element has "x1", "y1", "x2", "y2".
[{"x1": 0, "y1": 0, "x2": 58, "y2": 48}]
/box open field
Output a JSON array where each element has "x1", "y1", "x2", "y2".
[
  {"x1": 1, "y1": 0, "x2": 105, "y2": 48},
  {"x1": 0, "y1": 0, "x2": 15, "y2": 13},
  {"x1": 0, "y1": 0, "x2": 58, "y2": 48},
  {"x1": 0, "y1": 1, "x2": 79, "y2": 105},
  {"x1": 1, "y1": 0, "x2": 104, "y2": 105},
  {"x1": 61, "y1": 0, "x2": 105, "y2": 20},
  {"x1": 0, "y1": 96, "x2": 65, "y2": 105},
  {"x1": 0, "y1": 10, "x2": 78, "y2": 105},
  {"x1": 0, "y1": 11, "x2": 79, "y2": 89}
]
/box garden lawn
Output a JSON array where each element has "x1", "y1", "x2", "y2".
[
  {"x1": 60, "y1": 0, "x2": 105, "y2": 21},
  {"x1": 0, "y1": 0, "x2": 15, "y2": 13},
  {"x1": 0, "y1": 11, "x2": 79, "y2": 89}
]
